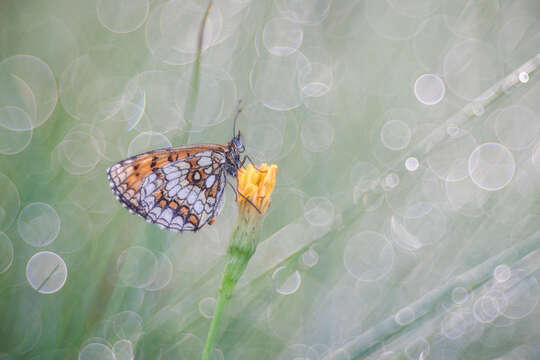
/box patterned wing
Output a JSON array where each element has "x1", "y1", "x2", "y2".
[
  {"x1": 107, "y1": 144, "x2": 228, "y2": 229},
  {"x1": 107, "y1": 146, "x2": 229, "y2": 231},
  {"x1": 138, "y1": 150, "x2": 228, "y2": 231}
]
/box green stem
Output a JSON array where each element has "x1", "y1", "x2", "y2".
[
  {"x1": 201, "y1": 219, "x2": 259, "y2": 360},
  {"x1": 201, "y1": 286, "x2": 228, "y2": 360},
  {"x1": 180, "y1": 1, "x2": 212, "y2": 145}
]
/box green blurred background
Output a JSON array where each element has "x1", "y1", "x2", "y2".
[{"x1": 1, "y1": 0, "x2": 540, "y2": 359}]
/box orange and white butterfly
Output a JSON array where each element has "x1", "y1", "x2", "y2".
[{"x1": 107, "y1": 133, "x2": 246, "y2": 232}]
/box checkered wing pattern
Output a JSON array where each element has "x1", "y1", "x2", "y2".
[{"x1": 107, "y1": 145, "x2": 229, "y2": 231}]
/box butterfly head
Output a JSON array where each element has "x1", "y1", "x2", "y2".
[{"x1": 225, "y1": 132, "x2": 245, "y2": 176}]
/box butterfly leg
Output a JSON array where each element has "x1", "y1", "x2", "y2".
[
  {"x1": 227, "y1": 179, "x2": 262, "y2": 214},
  {"x1": 241, "y1": 155, "x2": 268, "y2": 173}
]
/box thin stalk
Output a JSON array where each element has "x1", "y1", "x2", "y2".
[
  {"x1": 180, "y1": 0, "x2": 213, "y2": 145},
  {"x1": 201, "y1": 287, "x2": 228, "y2": 360},
  {"x1": 201, "y1": 220, "x2": 258, "y2": 360}
]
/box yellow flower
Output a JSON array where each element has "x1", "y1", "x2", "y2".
[{"x1": 237, "y1": 163, "x2": 277, "y2": 218}]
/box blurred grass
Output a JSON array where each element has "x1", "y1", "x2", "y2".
[{"x1": 1, "y1": 0, "x2": 540, "y2": 359}]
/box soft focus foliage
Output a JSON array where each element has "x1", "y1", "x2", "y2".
[{"x1": 1, "y1": 0, "x2": 540, "y2": 359}]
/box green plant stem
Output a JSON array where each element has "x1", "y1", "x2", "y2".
[
  {"x1": 201, "y1": 287, "x2": 228, "y2": 360},
  {"x1": 180, "y1": 1, "x2": 212, "y2": 146},
  {"x1": 201, "y1": 218, "x2": 259, "y2": 360}
]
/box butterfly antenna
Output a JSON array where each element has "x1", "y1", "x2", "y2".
[{"x1": 233, "y1": 99, "x2": 243, "y2": 138}]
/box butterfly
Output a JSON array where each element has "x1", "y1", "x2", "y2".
[{"x1": 107, "y1": 107, "x2": 248, "y2": 232}]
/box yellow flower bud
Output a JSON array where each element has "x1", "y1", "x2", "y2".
[{"x1": 237, "y1": 163, "x2": 277, "y2": 218}]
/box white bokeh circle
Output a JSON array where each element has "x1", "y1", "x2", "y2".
[
  {"x1": 26, "y1": 251, "x2": 68, "y2": 294},
  {"x1": 18, "y1": 202, "x2": 61, "y2": 247},
  {"x1": 414, "y1": 74, "x2": 445, "y2": 105},
  {"x1": 468, "y1": 143, "x2": 515, "y2": 191}
]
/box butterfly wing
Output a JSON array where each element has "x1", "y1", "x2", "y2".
[
  {"x1": 139, "y1": 151, "x2": 228, "y2": 231},
  {"x1": 107, "y1": 144, "x2": 228, "y2": 231}
]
